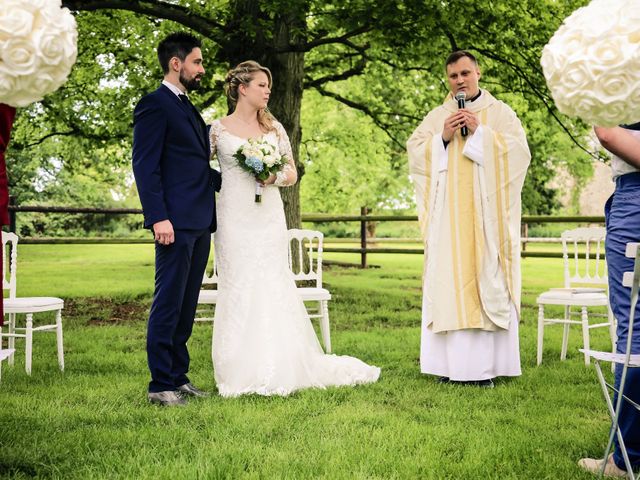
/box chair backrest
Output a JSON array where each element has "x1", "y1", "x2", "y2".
[
  {"x1": 287, "y1": 229, "x2": 324, "y2": 288},
  {"x1": 561, "y1": 227, "x2": 607, "y2": 287},
  {"x1": 2, "y1": 232, "x2": 17, "y2": 299},
  {"x1": 202, "y1": 233, "x2": 218, "y2": 286}
]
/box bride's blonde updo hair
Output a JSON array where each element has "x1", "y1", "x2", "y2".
[{"x1": 224, "y1": 60, "x2": 275, "y2": 132}]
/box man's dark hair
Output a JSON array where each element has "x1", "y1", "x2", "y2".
[
  {"x1": 157, "y1": 32, "x2": 202, "y2": 74},
  {"x1": 445, "y1": 50, "x2": 478, "y2": 68}
]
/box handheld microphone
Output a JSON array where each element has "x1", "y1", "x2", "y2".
[{"x1": 455, "y1": 92, "x2": 468, "y2": 137}]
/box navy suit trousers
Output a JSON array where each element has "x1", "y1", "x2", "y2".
[
  {"x1": 147, "y1": 228, "x2": 210, "y2": 393},
  {"x1": 605, "y1": 172, "x2": 640, "y2": 470}
]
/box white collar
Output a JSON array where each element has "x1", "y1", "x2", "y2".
[{"x1": 162, "y1": 80, "x2": 185, "y2": 97}]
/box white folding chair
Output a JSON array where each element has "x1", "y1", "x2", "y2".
[
  {"x1": 0, "y1": 232, "x2": 64, "y2": 375},
  {"x1": 195, "y1": 233, "x2": 218, "y2": 322},
  {"x1": 581, "y1": 242, "x2": 640, "y2": 479},
  {"x1": 0, "y1": 348, "x2": 15, "y2": 382},
  {"x1": 197, "y1": 230, "x2": 333, "y2": 353},
  {"x1": 288, "y1": 229, "x2": 332, "y2": 353},
  {"x1": 536, "y1": 227, "x2": 615, "y2": 365}
]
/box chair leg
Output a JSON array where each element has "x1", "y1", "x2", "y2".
[
  {"x1": 561, "y1": 305, "x2": 570, "y2": 361},
  {"x1": 25, "y1": 313, "x2": 33, "y2": 375},
  {"x1": 593, "y1": 361, "x2": 636, "y2": 476},
  {"x1": 537, "y1": 304, "x2": 544, "y2": 365},
  {"x1": 581, "y1": 306, "x2": 590, "y2": 365},
  {"x1": 8, "y1": 313, "x2": 15, "y2": 366},
  {"x1": 55, "y1": 309, "x2": 64, "y2": 372},
  {"x1": 319, "y1": 301, "x2": 331, "y2": 354}
]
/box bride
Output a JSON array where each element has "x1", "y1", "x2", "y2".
[{"x1": 210, "y1": 60, "x2": 381, "y2": 397}]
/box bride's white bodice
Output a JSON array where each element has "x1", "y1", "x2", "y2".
[{"x1": 210, "y1": 119, "x2": 295, "y2": 232}]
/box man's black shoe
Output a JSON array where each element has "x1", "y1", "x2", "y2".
[
  {"x1": 148, "y1": 391, "x2": 187, "y2": 406},
  {"x1": 176, "y1": 382, "x2": 210, "y2": 397}
]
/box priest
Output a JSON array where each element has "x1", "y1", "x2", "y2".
[{"x1": 407, "y1": 51, "x2": 531, "y2": 387}]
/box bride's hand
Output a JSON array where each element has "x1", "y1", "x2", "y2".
[{"x1": 257, "y1": 174, "x2": 276, "y2": 185}]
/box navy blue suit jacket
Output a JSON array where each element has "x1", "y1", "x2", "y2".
[{"x1": 132, "y1": 85, "x2": 221, "y2": 231}]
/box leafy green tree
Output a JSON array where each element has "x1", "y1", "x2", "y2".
[
  {"x1": 8, "y1": 0, "x2": 596, "y2": 233},
  {"x1": 300, "y1": 90, "x2": 413, "y2": 214}
]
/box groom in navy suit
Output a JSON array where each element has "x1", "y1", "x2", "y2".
[{"x1": 132, "y1": 32, "x2": 220, "y2": 406}]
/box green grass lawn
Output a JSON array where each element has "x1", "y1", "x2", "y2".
[{"x1": 0, "y1": 244, "x2": 618, "y2": 479}]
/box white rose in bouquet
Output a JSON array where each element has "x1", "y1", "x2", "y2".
[
  {"x1": 263, "y1": 154, "x2": 277, "y2": 167},
  {"x1": 0, "y1": 0, "x2": 77, "y2": 107},
  {"x1": 541, "y1": 0, "x2": 640, "y2": 126},
  {"x1": 242, "y1": 145, "x2": 264, "y2": 161}
]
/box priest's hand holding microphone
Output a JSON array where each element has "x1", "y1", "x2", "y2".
[{"x1": 442, "y1": 92, "x2": 480, "y2": 143}]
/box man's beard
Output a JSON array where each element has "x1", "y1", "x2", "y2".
[{"x1": 180, "y1": 71, "x2": 202, "y2": 92}]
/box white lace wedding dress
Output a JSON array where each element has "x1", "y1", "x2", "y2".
[{"x1": 209, "y1": 119, "x2": 381, "y2": 397}]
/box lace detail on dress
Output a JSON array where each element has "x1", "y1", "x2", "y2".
[
  {"x1": 273, "y1": 121, "x2": 297, "y2": 186},
  {"x1": 209, "y1": 119, "x2": 224, "y2": 159},
  {"x1": 274, "y1": 121, "x2": 293, "y2": 161},
  {"x1": 275, "y1": 163, "x2": 296, "y2": 186}
]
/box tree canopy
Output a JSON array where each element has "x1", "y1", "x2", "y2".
[{"x1": 8, "y1": 0, "x2": 596, "y2": 236}]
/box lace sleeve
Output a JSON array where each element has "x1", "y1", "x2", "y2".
[
  {"x1": 274, "y1": 121, "x2": 298, "y2": 187},
  {"x1": 209, "y1": 119, "x2": 223, "y2": 160}
]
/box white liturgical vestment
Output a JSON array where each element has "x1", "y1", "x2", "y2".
[{"x1": 407, "y1": 90, "x2": 530, "y2": 380}]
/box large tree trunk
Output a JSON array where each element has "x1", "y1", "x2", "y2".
[
  {"x1": 266, "y1": 6, "x2": 307, "y2": 273},
  {"x1": 264, "y1": 7, "x2": 307, "y2": 230}
]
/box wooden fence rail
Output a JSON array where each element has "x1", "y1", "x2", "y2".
[{"x1": 7, "y1": 202, "x2": 605, "y2": 267}]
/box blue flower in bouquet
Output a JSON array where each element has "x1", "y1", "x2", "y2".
[{"x1": 245, "y1": 156, "x2": 263, "y2": 173}]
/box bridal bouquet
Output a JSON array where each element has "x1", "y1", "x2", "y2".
[
  {"x1": 0, "y1": 0, "x2": 78, "y2": 107},
  {"x1": 234, "y1": 138, "x2": 287, "y2": 202},
  {"x1": 540, "y1": 0, "x2": 640, "y2": 126}
]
